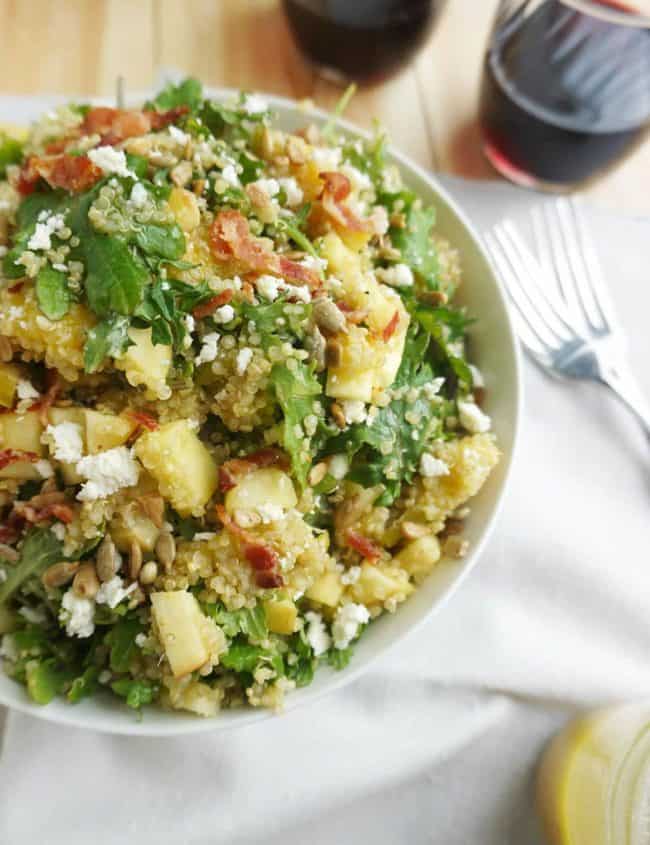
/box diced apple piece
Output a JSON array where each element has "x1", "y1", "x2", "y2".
[
  {"x1": 84, "y1": 410, "x2": 136, "y2": 455},
  {"x1": 224, "y1": 467, "x2": 297, "y2": 515},
  {"x1": 169, "y1": 187, "x2": 200, "y2": 232},
  {"x1": 394, "y1": 535, "x2": 441, "y2": 579},
  {"x1": 116, "y1": 327, "x2": 172, "y2": 401},
  {"x1": 151, "y1": 591, "x2": 209, "y2": 678},
  {"x1": 306, "y1": 571, "x2": 344, "y2": 608},
  {"x1": 264, "y1": 599, "x2": 298, "y2": 635},
  {"x1": 109, "y1": 503, "x2": 160, "y2": 553},
  {"x1": 135, "y1": 419, "x2": 218, "y2": 516},
  {"x1": 326, "y1": 326, "x2": 377, "y2": 403},
  {"x1": 350, "y1": 562, "x2": 414, "y2": 606},
  {"x1": 0, "y1": 363, "x2": 21, "y2": 408},
  {"x1": 0, "y1": 410, "x2": 44, "y2": 479}
]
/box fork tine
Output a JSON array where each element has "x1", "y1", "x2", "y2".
[
  {"x1": 532, "y1": 203, "x2": 584, "y2": 328},
  {"x1": 493, "y1": 221, "x2": 577, "y2": 343},
  {"x1": 484, "y1": 232, "x2": 559, "y2": 358},
  {"x1": 561, "y1": 197, "x2": 619, "y2": 333}
]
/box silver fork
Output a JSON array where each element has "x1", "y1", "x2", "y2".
[{"x1": 484, "y1": 198, "x2": 650, "y2": 438}]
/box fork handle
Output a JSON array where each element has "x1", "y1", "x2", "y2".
[{"x1": 600, "y1": 367, "x2": 650, "y2": 439}]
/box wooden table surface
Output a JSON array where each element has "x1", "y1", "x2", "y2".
[{"x1": 0, "y1": 0, "x2": 648, "y2": 214}]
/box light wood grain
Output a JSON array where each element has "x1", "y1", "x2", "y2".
[
  {"x1": 0, "y1": 0, "x2": 647, "y2": 212},
  {"x1": 0, "y1": 0, "x2": 153, "y2": 96}
]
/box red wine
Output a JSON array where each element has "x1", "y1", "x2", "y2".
[
  {"x1": 283, "y1": 0, "x2": 439, "y2": 83},
  {"x1": 479, "y1": 0, "x2": 650, "y2": 187}
]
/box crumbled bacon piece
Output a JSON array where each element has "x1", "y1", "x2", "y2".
[
  {"x1": 192, "y1": 289, "x2": 233, "y2": 319},
  {"x1": 125, "y1": 410, "x2": 159, "y2": 432},
  {"x1": 81, "y1": 105, "x2": 189, "y2": 145},
  {"x1": 13, "y1": 501, "x2": 74, "y2": 525},
  {"x1": 209, "y1": 210, "x2": 320, "y2": 290},
  {"x1": 0, "y1": 449, "x2": 38, "y2": 470},
  {"x1": 346, "y1": 529, "x2": 382, "y2": 562},
  {"x1": 382, "y1": 310, "x2": 400, "y2": 342},
  {"x1": 30, "y1": 371, "x2": 62, "y2": 426},
  {"x1": 19, "y1": 153, "x2": 103, "y2": 194},
  {"x1": 318, "y1": 171, "x2": 372, "y2": 234},
  {"x1": 215, "y1": 503, "x2": 284, "y2": 588}
]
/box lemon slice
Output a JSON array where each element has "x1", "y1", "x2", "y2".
[{"x1": 537, "y1": 703, "x2": 650, "y2": 845}]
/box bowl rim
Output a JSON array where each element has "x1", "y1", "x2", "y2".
[{"x1": 0, "y1": 87, "x2": 523, "y2": 736}]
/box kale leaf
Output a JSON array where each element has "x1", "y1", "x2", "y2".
[
  {"x1": 0, "y1": 528, "x2": 63, "y2": 605},
  {"x1": 204, "y1": 601, "x2": 268, "y2": 641}
]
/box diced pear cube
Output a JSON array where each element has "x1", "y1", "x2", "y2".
[
  {"x1": 264, "y1": 599, "x2": 298, "y2": 635},
  {"x1": 394, "y1": 535, "x2": 441, "y2": 579},
  {"x1": 84, "y1": 410, "x2": 136, "y2": 455},
  {"x1": 350, "y1": 562, "x2": 414, "y2": 606},
  {"x1": 326, "y1": 326, "x2": 377, "y2": 403},
  {"x1": 168, "y1": 187, "x2": 201, "y2": 232},
  {"x1": 225, "y1": 467, "x2": 297, "y2": 515},
  {"x1": 135, "y1": 419, "x2": 218, "y2": 516},
  {"x1": 0, "y1": 410, "x2": 44, "y2": 479},
  {"x1": 117, "y1": 327, "x2": 172, "y2": 401},
  {"x1": 151, "y1": 591, "x2": 209, "y2": 678},
  {"x1": 0, "y1": 363, "x2": 21, "y2": 408},
  {"x1": 306, "y1": 571, "x2": 344, "y2": 607}
]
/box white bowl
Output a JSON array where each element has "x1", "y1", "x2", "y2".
[{"x1": 0, "y1": 89, "x2": 522, "y2": 735}]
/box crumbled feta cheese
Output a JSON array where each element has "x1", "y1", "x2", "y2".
[
  {"x1": 469, "y1": 364, "x2": 485, "y2": 388},
  {"x1": 98, "y1": 670, "x2": 112, "y2": 684},
  {"x1": 193, "y1": 532, "x2": 217, "y2": 541},
  {"x1": 328, "y1": 454, "x2": 349, "y2": 480},
  {"x1": 45, "y1": 421, "x2": 84, "y2": 463},
  {"x1": 0, "y1": 634, "x2": 18, "y2": 661},
  {"x1": 182, "y1": 313, "x2": 196, "y2": 349},
  {"x1": 76, "y1": 446, "x2": 140, "y2": 502},
  {"x1": 96, "y1": 576, "x2": 136, "y2": 609},
  {"x1": 368, "y1": 205, "x2": 389, "y2": 236},
  {"x1": 300, "y1": 254, "x2": 327, "y2": 273},
  {"x1": 168, "y1": 124, "x2": 190, "y2": 145},
  {"x1": 312, "y1": 146, "x2": 342, "y2": 171},
  {"x1": 50, "y1": 522, "x2": 66, "y2": 541},
  {"x1": 129, "y1": 182, "x2": 148, "y2": 209},
  {"x1": 256, "y1": 274, "x2": 281, "y2": 301},
  {"x1": 377, "y1": 263, "x2": 414, "y2": 288},
  {"x1": 251, "y1": 177, "x2": 280, "y2": 197},
  {"x1": 423, "y1": 377, "x2": 445, "y2": 399},
  {"x1": 341, "y1": 400, "x2": 367, "y2": 425},
  {"x1": 213, "y1": 304, "x2": 235, "y2": 324},
  {"x1": 304, "y1": 611, "x2": 331, "y2": 656},
  {"x1": 195, "y1": 332, "x2": 220, "y2": 365},
  {"x1": 256, "y1": 503, "x2": 286, "y2": 524},
  {"x1": 236, "y1": 347, "x2": 253, "y2": 375},
  {"x1": 419, "y1": 453, "x2": 450, "y2": 478},
  {"x1": 60, "y1": 589, "x2": 95, "y2": 639},
  {"x1": 135, "y1": 633, "x2": 147, "y2": 648},
  {"x1": 458, "y1": 400, "x2": 491, "y2": 434},
  {"x1": 220, "y1": 163, "x2": 240, "y2": 188},
  {"x1": 278, "y1": 177, "x2": 303, "y2": 207},
  {"x1": 243, "y1": 94, "x2": 269, "y2": 114},
  {"x1": 27, "y1": 213, "x2": 66, "y2": 251},
  {"x1": 332, "y1": 603, "x2": 370, "y2": 649},
  {"x1": 341, "y1": 566, "x2": 361, "y2": 585},
  {"x1": 88, "y1": 146, "x2": 135, "y2": 178},
  {"x1": 288, "y1": 285, "x2": 311, "y2": 303},
  {"x1": 35, "y1": 459, "x2": 54, "y2": 479},
  {"x1": 16, "y1": 379, "x2": 40, "y2": 400}
]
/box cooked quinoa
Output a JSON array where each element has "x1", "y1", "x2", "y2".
[{"x1": 0, "y1": 79, "x2": 499, "y2": 717}]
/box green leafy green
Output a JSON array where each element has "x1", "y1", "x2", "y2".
[
  {"x1": 413, "y1": 306, "x2": 473, "y2": 391},
  {"x1": 67, "y1": 666, "x2": 100, "y2": 703},
  {"x1": 240, "y1": 298, "x2": 311, "y2": 347},
  {"x1": 2, "y1": 192, "x2": 68, "y2": 279},
  {"x1": 285, "y1": 631, "x2": 315, "y2": 687},
  {"x1": 220, "y1": 642, "x2": 268, "y2": 674},
  {"x1": 105, "y1": 616, "x2": 144, "y2": 673},
  {"x1": 84, "y1": 234, "x2": 150, "y2": 316},
  {"x1": 135, "y1": 223, "x2": 185, "y2": 261},
  {"x1": 111, "y1": 678, "x2": 159, "y2": 709},
  {"x1": 83, "y1": 313, "x2": 132, "y2": 373},
  {"x1": 0, "y1": 132, "x2": 23, "y2": 177},
  {"x1": 343, "y1": 131, "x2": 388, "y2": 193},
  {"x1": 204, "y1": 602, "x2": 267, "y2": 640},
  {"x1": 391, "y1": 205, "x2": 439, "y2": 291},
  {"x1": 327, "y1": 646, "x2": 353, "y2": 670},
  {"x1": 270, "y1": 361, "x2": 326, "y2": 488},
  {"x1": 25, "y1": 658, "x2": 72, "y2": 705},
  {"x1": 35, "y1": 265, "x2": 71, "y2": 320},
  {"x1": 133, "y1": 278, "x2": 213, "y2": 351},
  {"x1": 150, "y1": 77, "x2": 203, "y2": 113},
  {"x1": 0, "y1": 529, "x2": 63, "y2": 605}
]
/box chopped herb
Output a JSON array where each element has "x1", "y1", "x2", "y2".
[
  {"x1": 83, "y1": 313, "x2": 132, "y2": 373},
  {"x1": 35, "y1": 265, "x2": 71, "y2": 320},
  {"x1": 0, "y1": 529, "x2": 63, "y2": 605}
]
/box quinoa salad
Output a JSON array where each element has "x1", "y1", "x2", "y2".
[{"x1": 0, "y1": 79, "x2": 499, "y2": 717}]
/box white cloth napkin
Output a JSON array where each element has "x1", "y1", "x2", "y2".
[{"x1": 1, "y1": 96, "x2": 650, "y2": 844}]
